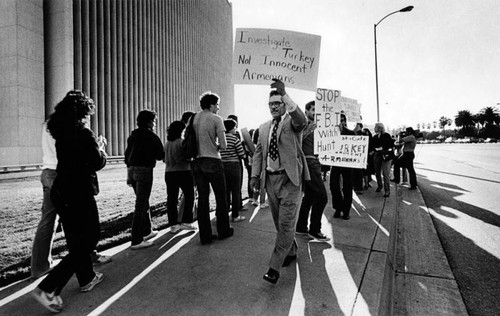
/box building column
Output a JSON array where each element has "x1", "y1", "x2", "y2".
[
  {"x1": 44, "y1": 0, "x2": 74, "y2": 116},
  {"x1": 0, "y1": 0, "x2": 45, "y2": 166}
]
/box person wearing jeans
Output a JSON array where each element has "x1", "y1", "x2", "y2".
[
  {"x1": 192, "y1": 91, "x2": 233, "y2": 245},
  {"x1": 220, "y1": 119, "x2": 246, "y2": 222},
  {"x1": 164, "y1": 120, "x2": 196, "y2": 233},
  {"x1": 125, "y1": 110, "x2": 164, "y2": 250}
]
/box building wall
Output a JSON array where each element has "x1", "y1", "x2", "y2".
[
  {"x1": 0, "y1": 0, "x2": 234, "y2": 165},
  {"x1": 0, "y1": 0, "x2": 45, "y2": 166}
]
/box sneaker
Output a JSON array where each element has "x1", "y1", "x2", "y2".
[
  {"x1": 231, "y1": 215, "x2": 246, "y2": 222},
  {"x1": 144, "y1": 230, "x2": 158, "y2": 240},
  {"x1": 308, "y1": 231, "x2": 331, "y2": 242},
  {"x1": 32, "y1": 287, "x2": 63, "y2": 313},
  {"x1": 260, "y1": 202, "x2": 269, "y2": 208},
  {"x1": 81, "y1": 271, "x2": 104, "y2": 292},
  {"x1": 92, "y1": 254, "x2": 112, "y2": 266},
  {"x1": 180, "y1": 223, "x2": 197, "y2": 230},
  {"x1": 170, "y1": 224, "x2": 181, "y2": 233},
  {"x1": 130, "y1": 240, "x2": 154, "y2": 250},
  {"x1": 295, "y1": 229, "x2": 309, "y2": 236}
]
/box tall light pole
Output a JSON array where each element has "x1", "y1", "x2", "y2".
[{"x1": 374, "y1": 5, "x2": 414, "y2": 122}]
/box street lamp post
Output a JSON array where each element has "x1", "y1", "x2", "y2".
[{"x1": 374, "y1": 5, "x2": 414, "y2": 122}]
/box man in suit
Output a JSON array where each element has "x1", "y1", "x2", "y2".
[{"x1": 250, "y1": 79, "x2": 309, "y2": 284}]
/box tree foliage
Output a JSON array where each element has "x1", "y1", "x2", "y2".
[
  {"x1": 479, "y1": 107, "x2": 500, "y2": 126},
  {"x1": 455, "y1": 110, "x2": 475, "y2": 128}
]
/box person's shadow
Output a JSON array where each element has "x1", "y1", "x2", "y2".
[{"x1": 295, "y1": 237, "x2": 343, "y2": 316}]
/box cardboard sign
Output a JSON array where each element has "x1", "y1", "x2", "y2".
[
  {"x1": 316, "y1": 135, "x2": 369, "y2": 168},
  {"x1": 314, "y1": 88, "x2": 361, "y2": 123},
  {"x1": 232, "y1": 28, "x2": 321, "y2": 91},
  {"x1": 314, "y1": 88, "x2": 368, "y2": 168}
]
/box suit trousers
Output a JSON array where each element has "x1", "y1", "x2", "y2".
[
  {"x1": 297, "y1": 158, "x2": 328, "y2": 234},
  {"x1": 266, "y1": 173, "x2": 302, "y2": 272}
]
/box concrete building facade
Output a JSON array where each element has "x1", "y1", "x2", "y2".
[{"x1": 0, "y1": 0, "x2": 234, "y2": 167}]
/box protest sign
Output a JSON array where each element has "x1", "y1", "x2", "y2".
[
  {"x1": 232, "y1": 28, "x2": 321, "y2": 91},
  {"x1": 314, "y1": 88, "x2": 368, "y2": 168},
  {"x1": 317, "y1": 135, "x2": 369, "y2": 168}
]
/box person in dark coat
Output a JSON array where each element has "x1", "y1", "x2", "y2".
[
  {"x1": 32, "y1": 90, "x2": 107, "y2": 313},
  {"x1": 125, "y1": 110, "x2": 164, "y2": 250}
]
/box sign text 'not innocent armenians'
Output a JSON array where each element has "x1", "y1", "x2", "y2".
[
  {"x1": 314, "y1": 88, "x2": 368, "y2": 168},
  {"x1": 232, "y1": 28, "x2": 321, "y2": 92}
]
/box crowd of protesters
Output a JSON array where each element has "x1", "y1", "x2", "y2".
[{"x1": 30, "y1": 82, "x2": 418, "y2": 312}]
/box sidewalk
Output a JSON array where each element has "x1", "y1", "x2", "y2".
[{"x1": 0, "y1": 170, "x2": 466, "y2": 315}]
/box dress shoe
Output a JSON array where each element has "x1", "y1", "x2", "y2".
[
  {"x1": 263, "y1": 268, "x2": 279, "y2": 284},
  {"x1": 200, "y1": 234, "x2": 218, "y2": 245},
  {"x1": 342, "y1": 215, "x2": 350, "y2": 220},
  {"x1": 282, "y1": 255, "x2": 297, "y2": 267},
  {"x1": 383, "y1": 192, "x2": 390, "y2": 198},
  {"x1": 333, "y1": 211, "x2": 341, "y2": 218},
  {"x1": 218, "y1": 227, "x2": 234, "y2": 240},
  {"x1": 376, "y1": 187, "x2": 382, "y2": 192},
  {"x1": 409, "y1": 186, "x2": 417, "y2": 190}
]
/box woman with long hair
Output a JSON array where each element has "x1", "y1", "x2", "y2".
[{"x1": 32, "y1": 90, "x2": 107, "y2": 313}]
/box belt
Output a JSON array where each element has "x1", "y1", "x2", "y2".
[{"x1": 266, "y1": 169, "x2": 286, "y2": 175}]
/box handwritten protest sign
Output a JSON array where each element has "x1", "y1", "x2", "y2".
[
  {"x1": 232, "y1": 28, "x2": 321, "y2": 91},
  {"x1": 314, "y1": 88, "x2": 361, "y2": 123},
  {"x1": 317, "y1": 135, "x2": 369, "y2": 168},
  {"x1": 314, "y1": 88, "x2": 368, "y2": 168}
]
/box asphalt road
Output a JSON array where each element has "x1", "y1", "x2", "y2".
[{"x1": 413, "y1": 143, "x2": 500, "y2": 316}]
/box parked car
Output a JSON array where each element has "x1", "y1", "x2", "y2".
[
  {"x1": 470, "y1": 137, "x2": 479, "y2": 143},
  {"x1": 444, "y1": 137, "x2": 456, "y2": 143},
  {"x1": 485, "y1": 138, "x2": 498, "y2": 143}
]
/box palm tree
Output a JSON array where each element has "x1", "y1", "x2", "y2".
[
  {"x1": 474, "y1": 113, "x2": 484, "y2": 129},
  {"x1": 480, "y1": 106, "x2": 500, "y2": 126},
  {"x1": 439, "y1": 116, "x2": 451, "y2": 131},
  {"x1": 455, "y1": 110, "x2": 475, "y2": 128}
]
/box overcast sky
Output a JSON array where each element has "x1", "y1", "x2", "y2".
[{"x1": 230, "y1": 0, "x2": 500, "y2": 132}]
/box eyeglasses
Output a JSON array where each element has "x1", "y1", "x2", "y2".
[{"x1": 268, "y1": 101, "x2": 284, "y2": 108}]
